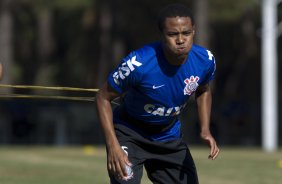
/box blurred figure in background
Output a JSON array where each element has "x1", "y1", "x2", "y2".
[
  {"x1": 0, "y1": 62, "x2": 3, "y2": 80},
  {"x1": 96, "y1": 3, "x2": 219, "y2": 184}
]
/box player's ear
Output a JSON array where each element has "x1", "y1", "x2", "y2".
[{"x1": 192, "y1": 26, "x2": 195, "y2": 35}]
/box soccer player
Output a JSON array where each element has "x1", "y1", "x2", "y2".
[{"x1": 96, "y1": 3, "x2": 220, "y2": 184}]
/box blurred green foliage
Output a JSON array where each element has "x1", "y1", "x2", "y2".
[
  {"x1": 210, "y1": 0, "x2": 260, "y2": 21},
  {"x1": 0, "y1": 0, "x2": 281, "y2": 146},
  {"x1": 21, "y1": 0, "x2": 95, "y2": 10}
]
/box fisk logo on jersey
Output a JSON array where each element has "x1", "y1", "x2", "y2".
[
  {"x1": 184, "y1": 76, "x2": 200, "y2": 95},
  {"x1": 113, "y1": 56, "x2": 142, "y2": 85},
  {"x1": 144, "y1": 103, "x2": 187, "y2": 116}
]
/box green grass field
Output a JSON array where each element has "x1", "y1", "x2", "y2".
[{"x1": 0, "y1": 146, "x2": 281, "y2": 184}]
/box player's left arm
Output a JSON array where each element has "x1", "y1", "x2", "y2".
[{"x1": 195, "y1": 82, "x2": 219, "y2": 160}]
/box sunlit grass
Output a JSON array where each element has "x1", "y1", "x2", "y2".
[{"x1": 0, "y1": 146, "x2": 281, "y2": 184}]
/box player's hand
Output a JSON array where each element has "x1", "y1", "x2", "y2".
[
  {"x1": 107, "y1": 144, "x2": 132, "y2": 180},
  {"x1": 200, "y1": 131, "x2": 220, "y2": 160}
]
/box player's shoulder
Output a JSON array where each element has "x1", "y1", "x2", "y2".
[
  {"x1": 134, "y1": 42, "x2": 160, "y2": 61},
  {"x1": 190, "y1": 44, "x2": 215, "y2": 62},
  {"x1": 119, "y1": 42, "x2": 160, "y2": 75},
  {"x1": 123, "y1": 42, "x2": 160, "y2": 71}
]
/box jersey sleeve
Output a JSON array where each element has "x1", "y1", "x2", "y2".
[
  {"x1": 107, "y1": 51, "x2": 143, "y2": 94},
  {"x1": 202, "y1": 49, "x2": 216, "y2": 84},
  {"x1": 207, "y1": 54, "x2": 216, "y2": 81}
]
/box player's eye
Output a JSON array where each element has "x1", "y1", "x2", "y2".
[
  {"x1": 182, "y1": 31, "x2": 192, "y2": 36},
  {"x1": 167, "y1": 32, "x2": 178, "y2": 37}
]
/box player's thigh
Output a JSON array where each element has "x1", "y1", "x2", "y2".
[
  {"x1": 109, "y1": 163, "x2": 143, "y2": 184},
  {"x1": 144, "y1": 148, "x2": 198, "y2": 184},
  {"x1": 109, "y1": 143, "x2": 145, "y2": 184},
  {"x1": 110, "y1": 130, "x2": 146, "y2": 183}
]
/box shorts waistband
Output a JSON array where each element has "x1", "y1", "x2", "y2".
[{"x1": 119, "y1": 109, "x2": 177, "y2": 135}]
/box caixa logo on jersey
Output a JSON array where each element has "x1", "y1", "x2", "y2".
[
  {"x1": 113, "y1": 56, "x2": 142, "y2": 85},
  {"x1": 184, "y1": 76, "x2": 200, "y2": 95}
]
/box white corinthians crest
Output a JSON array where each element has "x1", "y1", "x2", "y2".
[{"x1": 184, "y1": 76, "x2": 200, "y2": 95}]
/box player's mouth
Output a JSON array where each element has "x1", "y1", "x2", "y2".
[{"x1": 176, "y1": 47, "x2": 187, "y2": 54}]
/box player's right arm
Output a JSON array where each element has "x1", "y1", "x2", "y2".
[{"x1": 95, "y1": 82, "x2": 131, "y2": 180}]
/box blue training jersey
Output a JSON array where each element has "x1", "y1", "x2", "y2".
[{"x1": 108, "y1": 42, "x2": 216, "y2": 141}]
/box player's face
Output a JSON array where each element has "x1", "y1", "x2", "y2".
[{"x1": 161, "y1": 16, "x2": 195, "y2": 65}]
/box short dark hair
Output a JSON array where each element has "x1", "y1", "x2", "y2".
[{"x1": 157, "y1": 3, "x2": 194, "y2": 32}]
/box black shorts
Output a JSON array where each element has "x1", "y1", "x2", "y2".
[{"x1": 109, "y1": 124, "x2": 199, "y2": 184}]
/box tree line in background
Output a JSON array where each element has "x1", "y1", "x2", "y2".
[{"x1": 0, "y1": 0, "x2": 281, "y2": 145}]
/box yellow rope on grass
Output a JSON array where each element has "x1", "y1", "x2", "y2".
[
  {"x1": 0, "y1": 94, "x2": 95, "y2": 102},
  {"x1": 0, "y1": 84, "x2": 99, "y2": 92},
  {"x1": 0, "y1": 84, "x2": 121, "y2": 105}
]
